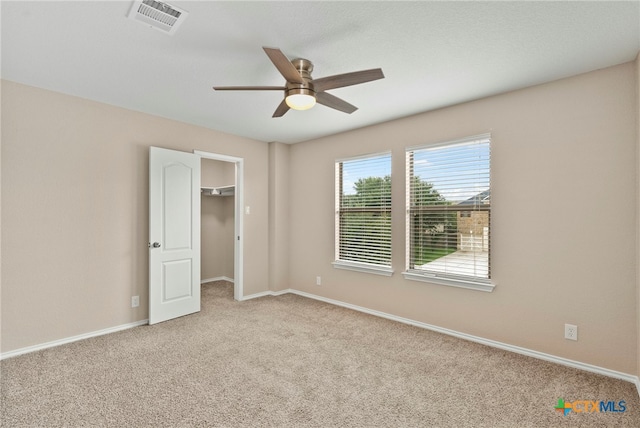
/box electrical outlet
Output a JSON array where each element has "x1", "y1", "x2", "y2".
[
  {"x1": 564, "y1": 324, "x2": 578, "y2": 341},
  {"x1": 131, "y1": 296, "x2": 140, "y2": 308},
  {"x1": 316, "y1": 276, "x2": 322, "y2": 286}
]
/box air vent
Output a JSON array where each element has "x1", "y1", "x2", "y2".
[{"x1": 128, "y1": 0, "x2": 188, "y2": 35}]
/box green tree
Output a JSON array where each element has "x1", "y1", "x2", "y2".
[
  {"x1": 409, "y1": 176, "x2": 445, "y2": 204},
  {"x1": 409, "y1": 176, "x2": 457, "y2": 265},
  {"x1": 339, "y1": 175, "x2": 392, "y2": 264},
  {"x1": 342, "y1": 175, "x2": 391, "y2": 208}
]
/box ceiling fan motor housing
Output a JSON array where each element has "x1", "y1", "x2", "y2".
[{"x1": 286, "y1": 58, "x2": 316, "y2": 97}]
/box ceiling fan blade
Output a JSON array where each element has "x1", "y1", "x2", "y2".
[
  {"x1": 213, "y1": 86, "x2": 285, "y2": 91},
  {"x1": 263, "y1": 47, "x2": 304, "y2": 84},
  {"x1": 272, "y1": 99, "x2": 290, "y2": 118},
  {"x1": 311, "y1": 68, "x2": 384, "y2": 93},
  {"x1": 316, "y1": 92, "x2": 358, "y2": 114}
]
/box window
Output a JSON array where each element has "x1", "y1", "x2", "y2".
[
  {"x1": 404, "y1": 135, "x2": 493, "y2": 291},
  {"x1": 333, "y1": 153, "x2": 393, "y2": 276}
]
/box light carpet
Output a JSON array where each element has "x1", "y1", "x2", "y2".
[{"x1": 2, "y1": 281, "x2": 639, "y2": 427}]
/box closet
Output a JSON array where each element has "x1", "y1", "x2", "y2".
[{"x1": 201, "y1": 158, "x2": 235, "y2": 283}]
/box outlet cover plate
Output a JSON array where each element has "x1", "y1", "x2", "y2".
[{"x1": 564, "y1": 324, "x2": 578, "y2": 341}]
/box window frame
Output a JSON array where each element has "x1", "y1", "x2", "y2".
[
  {"x1": 402, "y1": 134, "x2": 495, "y2": 292},
  {"x1": 332, "y1": 151, "x2": 394, "y2": 276}
]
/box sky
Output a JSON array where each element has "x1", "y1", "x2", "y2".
[
  {"x1": 341, "y1": 154, "x2": 391, "y2": 195},
  {"x1": 412, "y1": 139, "x2": 490, "y2": 202}
]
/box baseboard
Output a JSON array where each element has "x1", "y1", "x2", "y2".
[
  {"x1": 240, "y1": 290, "x2": 273, "y2": 300},
  {"x1": 0, "y1": 320, "x2": 148, "y2": 361},
  {"x1": 201, "y1": 276, "x2": 234, "y2": 284},
  {"x1": 240, "y1": 288, "x2": 290, "y2": 301},
  {"x1": 284, "y1": 288, "x2": 640, "y2": 387}
]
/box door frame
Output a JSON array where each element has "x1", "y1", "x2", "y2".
[{"x1": 194, "y1": 150, "x2": 244, "y2": 301}]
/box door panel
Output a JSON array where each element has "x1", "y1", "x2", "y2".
[
  {"x1": 163, "y1": 163, "x2": 193, "y2": 250},
  {"x1": 163, "y1": 259, "x2": 193, "y2": 301},
  {"x1": 149, "y1": 147, "x2": 201, "y2": 324}
]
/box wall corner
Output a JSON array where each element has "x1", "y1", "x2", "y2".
[
  {"x1": 635, "y1": 51, "x2": 640, "y2": 382},
  {"x1": 268, "y1": 142, "x2": 291, "y2": 292}
]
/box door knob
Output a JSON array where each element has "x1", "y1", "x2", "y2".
[{"x1": 152, "y1": 242, "x2": 161, "y2": 248}]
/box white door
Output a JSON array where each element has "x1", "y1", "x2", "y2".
[{"x1": 149, "y1": 146, "x2": 201, "y2": 324}]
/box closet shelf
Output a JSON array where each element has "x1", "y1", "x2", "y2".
[{"x1": 201, "y1": 185, "x2": 234, "y2": 197}]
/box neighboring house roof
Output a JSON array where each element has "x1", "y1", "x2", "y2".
[{"x1": 458, "y1": 189, "x2": 490, "y2": 206}]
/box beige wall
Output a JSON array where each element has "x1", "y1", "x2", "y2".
[
  {"x1": 1, "y1": 80, "x2": 270, "y2": 352},
  {"x1": 0, "y1": 80, "x2": 3, "y2": 353},
  {"x1": 289, "y1": 61, "x2": 638, "y2": 374},
  {"x1": 268, "y1": 142, "x2": 291, "y2": 291},
  {"x1": 201, "y1": 159, "x2": 235, "y2": 281},
  {"x1": 201, "y1": 157, "x2": 235, "y2": 189},
  {"x1": 637, "y1": 53, "x2": 640, "y2": 379}
]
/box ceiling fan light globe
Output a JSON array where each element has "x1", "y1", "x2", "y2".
[{"x1": 286, "y1": 93, "x2": 316, "y2": 110}]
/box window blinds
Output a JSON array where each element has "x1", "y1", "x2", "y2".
[
  {"x1": 406, "y1": 136, "x2": 490, "y2": 280},
  {"x1": 336, "y1": 153, "x2": 392, "y2": 267}
]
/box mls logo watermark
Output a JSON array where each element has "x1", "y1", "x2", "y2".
[{"x1": 555, "y1": 398, "x2": 627, "y2": 416}]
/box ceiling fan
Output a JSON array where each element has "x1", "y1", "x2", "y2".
[{"x1": 213, "y1": 47, "x2": 385, "y2": 118}]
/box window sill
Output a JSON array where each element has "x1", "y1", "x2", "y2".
[
  {"x1": 402, "y1": 270, "x2": 495, "y2": 292},
  {"x1": 332, "y1": 261, "x2": 394, "y2": 277}
]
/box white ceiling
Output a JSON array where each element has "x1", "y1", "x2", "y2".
[{"x1": 2, "y1": 1, "x2": 639, "y2": 144}]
